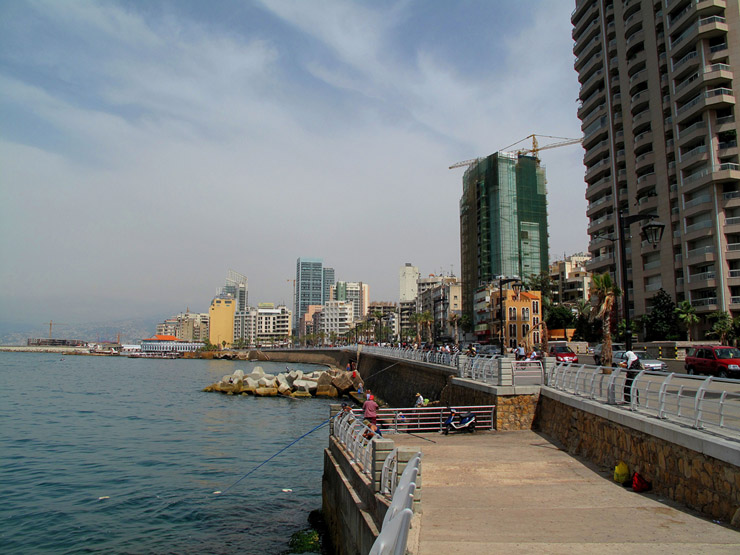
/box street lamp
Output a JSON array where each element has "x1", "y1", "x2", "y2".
[{"x1": 617, "y1": 210, "x2": 666, "y2": 351}]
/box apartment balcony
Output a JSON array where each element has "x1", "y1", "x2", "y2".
[
  {"x1": 676, "y1": 88, "x2": 735, "y2": 125},
  {"x1": 575, "y1": 33, "x2": 602, "y2": 66},
  {"x1": 635, "y1": 151, "x2": 656, "y2": 173},
  {"x1": 579, "y1": 69, "x2": 605, "y2": 99},
  {"x1": 573, "y1": 13, "x2": 600, "y2": 44},
  {"x1": 587, "y1": 194, "x2": 613, "y2": 217},
  {"x1": 584, "y1": 138, "x2": 610, "y2": 166},
  {"x1": 632, "y1": 107, "x2": 652, "y2": 127},
  {"x1": 669, "y1": 16, "x2": 728, "y2": 57},
  {"x1": 586, "y1": 174, "x2": 612, "y2": 199},
  {"x1": 690, "y1": 297, "x2": 719, "y2": 310},
  {"x1": 629, "y1": 68, "x2": 648, "y2": 91},
  {"x1": 684, "y1": 219, "x2": 713, "y2": 240},
  {"x1": 671, "y1": 50, "x2": 700, "y2": 78},
  {"x1": 716, "y1": 114, "x2": 736, "y2": 131},
  {"x1": 637, "y1": 194, "x2": 659, "y2": 211},
  {"x1": 582, "y1": 102, "x2": 607, "y2": 131},
  {"x1": 633, "y1": 129, "x2": 653, "y2": 149},
  {"x1": 588, "y1": 213, "x2": 615, "y2": 234},
  {"x1": 576, "y1": 48, "x2": 603, "y2": 76},
  {"x1": 683, "y1": 193, "x2": 712, "y2": 216},
  {"x1": 669, "y1": 0, "x2": 727, "y2": 32},
  {"x1": 668, "y1": 160, "x2": 678, "y2": 177},
  {"x1": 630, "y1": 89, "x2": 650, "y2": 113},
  {"x1": 585, "y1": 157, "x2": 611, "y2": 183},
  {"x1": 626, "y1": 29, "x2": 645, "y2": 54},
  {"x1": 586, "y1": 252, "x2": 616, "y2": 272},
  {"x1": 627, "y1": 48, "x2": 647, "y2": 74},
  {"x1": 679, "y1": 144, "x2": 710, "y2": 172},
  {"x1": 578, "y1": 88, "x2": 606, "y2": 117},
  {"x1": 677, "y1": 120, "x2": 707, "y2": 146},
  {"x1": 685, "y1": 245, "x2": 716, "y2": 265},
  {"x1": 724, "y1": 216, "x2": 740, "y2": 232}
]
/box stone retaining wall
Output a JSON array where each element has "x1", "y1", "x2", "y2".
[{"x1": 536, "y1": 389, "x2": 740, "y2": 527}]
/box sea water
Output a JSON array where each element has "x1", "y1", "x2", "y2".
[{"x1": 0, "y1": 352, "x2": 334, "y2": 554}]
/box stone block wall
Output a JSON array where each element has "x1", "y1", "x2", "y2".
[
  {"x1": 536, "y1": 393, "x2": 740, "y2": 527},
  {"x1": 440, "y1": 381, "x2": 539, "y2": 431}
]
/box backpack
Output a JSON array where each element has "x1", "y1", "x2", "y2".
[{"x1": 632, "y1": 472, "x2": 652, "y2": 493}]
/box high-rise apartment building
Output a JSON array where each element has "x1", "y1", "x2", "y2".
[
  {"x1": 399, "y1": 263, "x2": 420, "y2": 302},
  {"x1": 295, "y1": 258, "x2": 334, "y2": 331},
  {"x1": 220, "y1": 270, "x2": 248, "y2": 312},
  {"x1": 550, "y1": 252, "x2": 593, "y2": 305},
  {"x1": 574, "y1": 0, "x2": 739, "y2": 326},
  {"x1": 332, "y1": 281, "x2": 370, "y2": 321},
  {"x1": 459, "y1": 152, "x2": 549, "y2": 321}
]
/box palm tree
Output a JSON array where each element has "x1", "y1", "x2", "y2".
[
  {"x1": 590, "y1": 273, "x2": 622, "y2": 367},
  {"x1": 448, "y1": 313, "x2": 460, "y2": 346},
  {"x1": 420, "y1": 311, "x2": 434, "y2": 343},
  {"x1": 675, "y1": 300, "x2": 699, "y2": 341},
  {"x1": 410, "y1": 313, "x2": 422, "y2": 346},
  {"x1": 707, "y1": 311, "x2": 731, "y2": 344}
]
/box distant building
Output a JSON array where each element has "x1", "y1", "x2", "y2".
[
  {"x1": 27, "y1": 338, "x2": 86, "y2": 347},
  {"x1": 209, "y1": 295, "x2": 236, "y2": 347},
  {"x1": 332, "y1": 281, "x2": 370, "y2": 321},
  {"x1": 367, "y1": 301, "x2": 398, "y2": 342},
  {"x1": 141, "y1": 335, "x2": 204, "y2": 353},
  {"x1": 299, "y1": 305, "x2": 323, "y2": 337},
  {"x1": 459, "y1": 152, "x2": 549, "y2": 323},
  {"x1": 233, "y1": 304, "x2": 292, "y2": 346},
  {"x1": 295, "y1": 257, "x2": 334, "y2": 333},
  {"x1": 399, "y1": 263, "x2": 420, "y2": 302},
  {"x1": 550, "y1": 253, "x2": 593, "y2": 306},
  {"x1": 220, "y1": 270, "x2": 248, "y2": 312},
  {"x1": 416, "y1": 274, "x2": 447, "y2": 313},
  {"x1": 474, "y1": 286, "x2": 542, "y2": 348},
  {"x1": 318, "y1": 300, "x2": 354, "y2": 339},
  {"x1": 157, "y1": 311, "x2": 209, "y2": 342}
]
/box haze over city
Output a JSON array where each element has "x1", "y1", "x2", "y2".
[{"x1": 0, "y1": 0, "x2": 587, "y2": 330}]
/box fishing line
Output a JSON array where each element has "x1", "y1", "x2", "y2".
[
  {"x1": 363, "y1": 362, "x2": 399, "y2": 382},
  {"x1": 405, "y1": 432, "x2": 437, "y2": 443},
  {"x1": 213, "y1": 416, "x2": 332, "y2": 496}
]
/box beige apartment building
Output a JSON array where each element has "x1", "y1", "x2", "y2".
[{"x1": 573, "y1": 0, "x2": 739, "y2": 327}]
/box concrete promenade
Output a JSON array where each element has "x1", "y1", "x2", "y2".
[{"x1": 393, "y1": 430, "x2": 740, "y2": 554}]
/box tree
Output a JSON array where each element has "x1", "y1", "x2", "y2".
[
  {"x1": 675, "y1": 300, "x2": 699, "y2": 341},
  {"x1": 448, "y1": 312, "x2": 460, "y2": 346},
  {"x1": 641, "y1": 289, "x2": 680, "y2": 341},
  {"x1": 525, "y1": 271, "x2": 553, "y2": 307},
  {"x1": 460, "y1": 313, "x2": 473, "y2": 336},
  {"x1": 420, "y1": 311, "x2": 434, "y2": 343},
  {"x1": 707, "y1": 311, "x2": 732, "y2": 344},
  {"x1": 590, "y1": 273, "x2": 621, "y2": 367},
  {"x1": 410, "y1": 313, "x2": 422, "y2": 346},
  {"x1": 546, "y1": 305, "x2": 576, "y2": 330}
]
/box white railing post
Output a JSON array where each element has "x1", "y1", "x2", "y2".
[
  {"x1": 694, "y1": 376, "x2": 713, "y2": 429},
  {"x1": 657, "y1": 373, "x2": 674, "y2": 419}
]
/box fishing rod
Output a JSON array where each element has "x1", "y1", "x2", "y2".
[{"x1": 213, "y1": 416, "x2": 332, "y2": 496}]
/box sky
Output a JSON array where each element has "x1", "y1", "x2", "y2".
[{"x1": 0, "y1": 0, "x2": 587, "y2": 329}]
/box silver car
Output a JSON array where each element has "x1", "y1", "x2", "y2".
[{"x1": 613, "y1": 350, "x2": 667, "y2": 372}]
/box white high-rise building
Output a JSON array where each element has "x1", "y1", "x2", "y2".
[
  {"x1": 319, "y1": 300, "x2": 354, "y2": 337},
  {"x1": 399, "y1": 263, "x2": 420, "y2": 302}
]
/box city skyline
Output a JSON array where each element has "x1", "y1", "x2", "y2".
[{"x1": 0, "y1": 0, "x2": 586, "y2": 329}]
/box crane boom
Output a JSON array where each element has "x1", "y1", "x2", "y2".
[{"x1": 449, "y1": 134, "x2": 581, "y2": 171}]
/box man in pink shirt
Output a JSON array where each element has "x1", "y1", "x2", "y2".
[{"x1": 363, "y1": 394, "x2": 379, "y2": 426}]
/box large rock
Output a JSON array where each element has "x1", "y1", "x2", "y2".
[
  {"x1": 331, "y1": 372, "x2": 354, "y2": 393},
  {"x1": 255, "y1": 387, "x2": 278, "y2": 397},
  {"x1": 252, "y1": 366, "x2": 265, "y2": 377},
  {"x1": 288, "y1": 370, "x2": 303, "y2": 383},
  {"x1": 278, "y1": 383, "x2": 292, "y2": 396},
  {"x1": 293, "y1": 379, "x2": 312, "y2": 393},
  {"x1": 277, "y1": 373, "x2": 291, "y2": 388},
  {"x1": 258, "y1": 377, "x2": 276, "y2": 388},
  {"x1": 315, "y1": 384, "x2": 339, "y2": 397},
  {"x1": 317, "y1": 372, "x2": 332, "y2": 387},
  {"x1": 291, "y1": 391, "x2": 312, "y2": 398},
  {"x1": 233, "y1": 369, "x2": 245, "y2": 379},
  {"x1": 243, "y1": 377, "x2": 258, "y2": 393},
  {"x1": 304, "y1": 379, "x2": 318, "y2": 394}
]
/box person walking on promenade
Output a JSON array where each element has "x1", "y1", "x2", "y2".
[
  {"x1": 363, "y1": 394, "x2": 379, "y2": 426},
  {"x1": 621, "y1": 349, "x2": 641, "y2": 403},
  {"x1": 516, "y1": 344, "x2": 526, "y2": 361}
]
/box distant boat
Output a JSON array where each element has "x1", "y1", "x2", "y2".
[{"x1": 127, "y1": 352, "x2": 181, "y2": 359}]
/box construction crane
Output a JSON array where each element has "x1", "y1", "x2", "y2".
[
  {"x1": 46, "y1": 320, "x2": 68, "y2": 339},
  {"x1": 449, "y1": 134, "x2": 582, "y2": 170}
]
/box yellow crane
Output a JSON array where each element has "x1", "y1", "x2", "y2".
[{"x1": 449, "y1": 134, "x2": 582, "y2": 170}]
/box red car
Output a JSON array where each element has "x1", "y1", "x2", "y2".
[
  {"x1": 684, "y1": 346, "x2": 740, "y2": 378},
  {"x1": 549, "y1": 345, "x2": 578, "y2": 363}
]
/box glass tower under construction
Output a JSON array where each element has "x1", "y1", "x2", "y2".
[{"x1": 459, "y1": 152, "x2": 549, "y2": 320}]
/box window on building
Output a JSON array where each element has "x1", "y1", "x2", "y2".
[
  {"x1": 509, "y1": 307, "x2": 517, "y2": 320},
  {"x1": 522, "y1": 307, "x2": 530, "y2": 321}
]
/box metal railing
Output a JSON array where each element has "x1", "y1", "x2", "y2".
[
  {"x1": 370, "y1": 452, "x2": 421, "y2": 555},
  {"x1": 546, "y1": 362, "x2": 740, "y2": 439},
  {"x1": 353, "y1": 405, "x2": 496, "y2": 434},
  {"x1": 361, "y1": 345, "x2": 460, "y2": 367},
  {"x1": 332, "y1": 409, "x2": 375, "y2": 475}
]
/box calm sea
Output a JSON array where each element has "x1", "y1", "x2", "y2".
[{"x1": 0, "y1": 352, "x2": 335, "y2": 554}]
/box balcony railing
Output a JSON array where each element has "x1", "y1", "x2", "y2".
[
  {"x1": 686, "y1": 245, "x2": 714, "y2": 257},
  {"x1": 689, "y1": 271, "x2": 715, "y2": 282},
  {"x1": 684, "y1": 194, "x2": 710, "y2": 209},
  {"x1": 691, "y1": 297, "x2": 718, "y2": 307},
  {"x1": 685, "y1": 220, "x2": 712, "y2": 233},
  {"x1": 673, "y1": 50, "x2": 698, "y2": 71}
]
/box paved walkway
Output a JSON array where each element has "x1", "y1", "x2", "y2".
[{"x1": 392, "y1": 430, "x2": 740, "y2": 554}]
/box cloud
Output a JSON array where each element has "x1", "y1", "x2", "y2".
[{"x1": 0, "y1": 0, "x2": 587, "y2": 329}]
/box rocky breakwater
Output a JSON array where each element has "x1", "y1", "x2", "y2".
[{"x1": 203, "y1": 366, "x2": 363, "y2": 399}]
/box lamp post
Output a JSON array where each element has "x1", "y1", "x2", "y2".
[{"x1": 617, "y1": 210, "x2": 666, "y2": 351}]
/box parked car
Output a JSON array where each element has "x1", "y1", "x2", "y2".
[
  {"x1": 612, "y1": 350, "x2": 667, "y2": 372},
  {"x1": 548, "y1": 345, "x2": 578, "y2": 363},
  {"x1": 684, "y1": 346, "x2": 740, "y2": 378},
  {"x1": 593, "y1": 343, "x2": 626, "y2": 365}
]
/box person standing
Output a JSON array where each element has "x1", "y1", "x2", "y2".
[
  {"x1": 363, "y1": 394, "x2": 379, "y2": 426},
  {"x1": 622, "y1": 350, "x2": 641, "y2": 403},
  {"x1": 516, "y1": 344, "x2": 525, "y2": 361}
]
